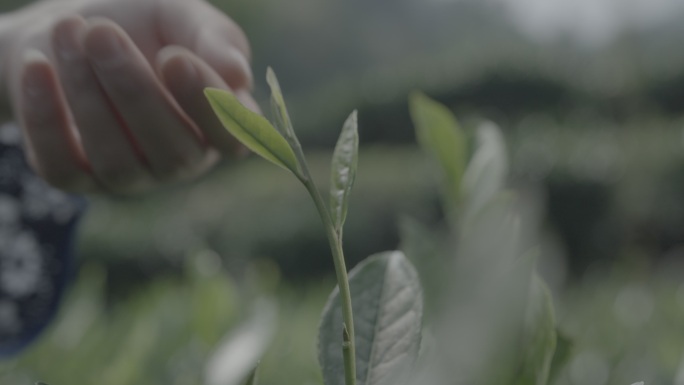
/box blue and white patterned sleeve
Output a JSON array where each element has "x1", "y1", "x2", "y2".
[{"x1": 0, "y1": 122, "x2": 86, "y2": 358}]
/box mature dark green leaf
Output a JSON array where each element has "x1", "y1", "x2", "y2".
[
  {"x1": 205, "y1": 88, "x2": 299, "y2": 175},
  {"x1": 461, "y1": 122, "x2": 508, "y2": 219},
  {"x1": 266, "y1": 67, "x2": 297, "y2": 144},
  {"x1": 319, "y1": 251, "x2": 423, "y2": 385},
  {"x1": 409, "y1": 92, "x2": 467, "y2": 204},
  {"x1": 205, "y1": 300, "x2": 277, "y2": 385},
  {"x1": 513, "y1": 274, "x2": 557, "y2": 385},
  {"x1": 330, "y1": 111, "x2": 359, "y2": 232}
]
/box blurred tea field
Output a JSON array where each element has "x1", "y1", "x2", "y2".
[{"x1": 4, "y1": 0, "x2": 684, "y2": 384}]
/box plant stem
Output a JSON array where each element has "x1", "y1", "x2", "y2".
[
  {"x1": 342, "y1": 325, "x2": 355, "y2": 385},
  {"x1": 303, "y1": 178, "x2": 356, "y2": 385}
]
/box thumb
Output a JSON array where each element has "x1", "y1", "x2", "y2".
[{"x1": 156, "y1": 0, "x2": 253, "y2": 90}]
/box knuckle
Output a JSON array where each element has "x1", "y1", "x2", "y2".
[
  {"x1": 153, "y1": 149, "x2": 205, "y2": 182},
  {"x1": 94, "y1": 162, "x2": 144, "y2": 188}
]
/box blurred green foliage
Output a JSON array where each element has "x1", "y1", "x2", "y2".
[
  {"x1": 77, "y1": 116, "x2": 684, "y2": 282},
  {"x1": 1, "y1": 253, "x2": 240, "y2": 385},
  {"x1": 0, "y1": 254, "x2": 332, "y2": 385},
  {"x1": 5, "y1": 241, "x2": 684, "y2": 385},
  {"x1": 554, "y1": 262, "x2": 684, "y2": 385}
]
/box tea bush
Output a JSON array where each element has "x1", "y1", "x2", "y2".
[{"x1": 8, "y1": 68, "x2": 684, "y2": 385}]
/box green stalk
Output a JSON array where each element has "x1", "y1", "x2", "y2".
[
  {"x1": 342, "y1": 325, "x2": 355, "y2": 385},
  {"x1": 303, "y1": 178, "x2": 356, "y2": 385}
]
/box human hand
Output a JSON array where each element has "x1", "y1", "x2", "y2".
[{"x1": 0, "y1": 0, "x2": 255, "y2": 194}]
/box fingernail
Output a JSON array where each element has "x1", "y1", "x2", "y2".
[
  {"x1": 160, "y1": 48, "x2": 198, "y2": 84},
  {"x1": 53, "y1": 20, "x2": 82, "y2": 61},
  {"x1": 85, "y1": 24, "x2": 124, "y2": 65},
  {"x1": 22, "y1": 50, "x2": 50, "y2": 99}
]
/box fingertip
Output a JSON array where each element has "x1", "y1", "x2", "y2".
[
  {"x1": 157, "y1": 46, "x2": 199, "y2": 89},
  {"x1": 52, "y1": 15, "x2": 87, "y2": 61},
  {"x1": 156, "y1": 49, "x2": 248, "y2": 157},
  {"x1": 197, "y1": 33, "x2": 253, "y2": 91},
  {"x1": 81, "y1": 16, "x2": 117, "y2": 43},
  {"x1": 23, "y1": 49, "x2": 49, "y2": 67},
  {"x1": 52, "y1": 14, "x2": 87, "y2": 38},
  {"x1": 217, "y1": 48, "x2": 253, "y2": 91},
  {"x1": 81, "y1": 18, "x2": 128, "y2": 66},
  {"x1": 21, "y1": 50, "x2": 54, "y2": 103}
]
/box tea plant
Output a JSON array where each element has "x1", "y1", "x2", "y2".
[
  {"x1": 15, "y1": 69, "x2": 652, "y2": 385},
  {"x1": 205, "y1": 69, "x2": 423, "y2": 385},
  {"x1": 202, "y1": 69, "x2": 575, "y2": 385}
]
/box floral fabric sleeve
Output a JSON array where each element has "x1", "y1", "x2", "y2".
[{"x1": 0, "y1": 122, "x2": 85, "y2": 357}]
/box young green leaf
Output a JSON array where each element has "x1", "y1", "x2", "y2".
[
  {"x1": 205, "y1": 300, "x2": 277, "y2": 385},
  {"x1": 461, "y1": 121, "x2": 508, "y2": 219},
  {"x1": 266, "y1": 67, "x2": 297, "y2": 143},
  {"x1": 204, "y1": 88, "x2": 300, "y2": 175},
  {"x1": 513, "y1": 274, "x2": 557, "y2": 385},
  {"x1": 319, "y1": 251, "x2": 423, "y2": 385},
  {"x1": 330, "y1": 111, "x2": 359, "y2": 232},
  {"x1": 409, "y1": 92, "x2": 467, "y2": 204}
]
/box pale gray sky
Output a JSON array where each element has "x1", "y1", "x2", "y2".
[
  {"x1": 498, "y1": 0, "x2": 684, "y2": 45},
  {"x1": 423, "y1": 0, "x2": 684, "y2": 46}
]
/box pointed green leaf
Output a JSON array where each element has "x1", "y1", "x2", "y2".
[
  {"x1": 319, "y1": 251, "x2": 423, "y2": 385},
  {"x1": 204, "y1": 88, "x2": 299, "y2": 175},
  {"x1": 330, "y1": 111, "x2": 359, "y2": 232},
  {"x1": 266, "y1": 67, "x2": 297, "y2": 143},
  {"x1": 462, "y1": 121, "x2": 508, "y2": 219},
  {"x1": 409, "y1": 92, "x2": 467, "y2": 203},
  {"x1": 514, "y1": 274, "x2": 557, "y2": 385},
  {"x1": 205, "y1": 300, "x2": 277, "y2": 385}
]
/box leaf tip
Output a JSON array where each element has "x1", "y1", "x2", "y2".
[
  {"x1": 203, "y1": 87, "x2": 225, "y2": 101},
  {"x1": 344, "y1": 110, "x2": 359, "y2": 132},
  {"x1": 409, "y1": 91, "x2": 429, "y2": 106},
  {"x1": 266, "y1": 67, "x2": 279, "y2": 88}
]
